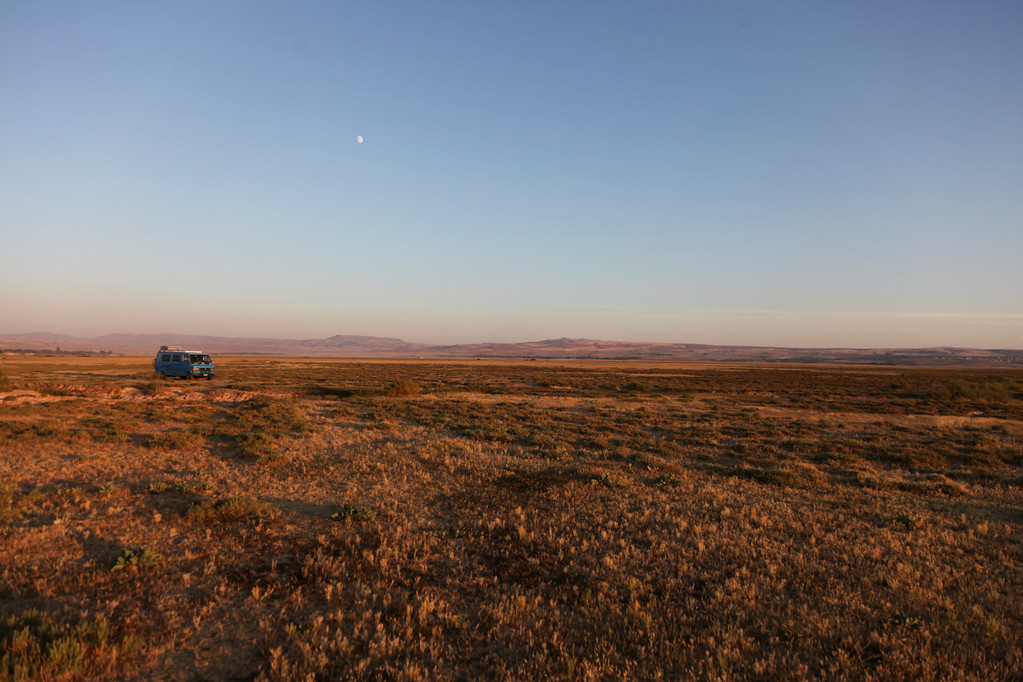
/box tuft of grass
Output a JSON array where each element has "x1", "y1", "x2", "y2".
[
  {"x1": 331, "y1": 503, "x2": 377, "y2": 524},
  {"x1": 111, "y1": 547, "x2": 162, "y2": 571},
  {"x1": 0, "y1": 610, "x2": 110, "y2": 680},
  {"x1": 893, "y1": 512, "x2": 924, "y2": 530},
  {"x1": 889, "y1": 613, "x2": 924, "y2": 629},
  {"x1": 233, "y1": 431, "x2": 278, "y2": 459},
  {"x1": 654, "y1": 473, "x2": 683, "y2": 487},
  {"x1": 147, "y1": 479, "x2": 215, "y2": 495},
  {"x1": 592, "y1": 472, "x2": 622, "y2": 489},
  {"x1": 185, "y1": 496, "x2": 266, "y2": 523}
]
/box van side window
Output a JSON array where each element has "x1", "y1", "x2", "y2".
[
  {"x1": 161, "y1": 355, "x2": 170, "y2": 362},
  {"x1": 172, "y1": 354, "x2": 182, "y2": 362}
]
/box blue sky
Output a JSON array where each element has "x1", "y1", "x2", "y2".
[{"x1": 2, "y1": 1, "x2": 1021, "y2": 348}]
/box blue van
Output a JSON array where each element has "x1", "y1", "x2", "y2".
[{"x1": 153, "y1": 346, "x2": 215, "y2": 380}]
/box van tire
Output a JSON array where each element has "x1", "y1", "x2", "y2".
[
  {"x1": 159, "y1": 372, "x2": 167, "y2": 380},
  {"x1": 206, "y1": 375, "x2": 213, "y2": 380}
]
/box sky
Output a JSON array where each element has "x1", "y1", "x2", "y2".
[{"x1": 2, "y1": 1, "x2": 1021, "y2": 348}]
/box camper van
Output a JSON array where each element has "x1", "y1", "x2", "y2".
[{"x1": 153, "y1": 346, "x2": 215, "y2": 380}]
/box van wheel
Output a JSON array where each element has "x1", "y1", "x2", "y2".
[
  {"x1": 206, "y1": 375, "x2": 213, "y2": 381},
  {"x1": 159, "y1": 372, "x2": 167, "y2": 380},
  {"x1": 184, "y1": 373, "x2": 192, "y2": 380}
]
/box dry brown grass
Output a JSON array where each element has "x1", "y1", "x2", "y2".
[{"x1": 1, "y1": 355, "x2": 1022, "y2": 679}]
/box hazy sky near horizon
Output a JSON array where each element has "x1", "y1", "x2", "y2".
[{"x1": 2, "y1": 1, "x2": 1021, "y2": 348}]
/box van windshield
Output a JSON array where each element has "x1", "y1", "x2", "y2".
[{"x1": 190, "y1": 354, "x2": 211, "y2": 364}]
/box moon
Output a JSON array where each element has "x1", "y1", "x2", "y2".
[{"x1": 356, "y1": 135, "x2": 364, "y2": 144}]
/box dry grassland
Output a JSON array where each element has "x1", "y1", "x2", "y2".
[{"x1": 1, "y1": 355, "x2": 1022, "y2": 680}]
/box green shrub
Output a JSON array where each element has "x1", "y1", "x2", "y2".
[
  {"x1": 592, "y1": 472, "x2": 621, "y2": 489},
  {"x1": 893, "y1": 512, "x2": 924, "y2": 530},
  {"x1": 331, "y1": 503, "x2": 377, "y2": 524},
  {"x1": 0, "y1": 610, "x2": 110, "y2": 680},
  {"x1": 654, "y1": 473, "x2": 683, "y2": 487},
  {"x1": 111, "y1": 547, "x2": 162, "y2": 571}
]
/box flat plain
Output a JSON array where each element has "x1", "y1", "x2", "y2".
[{"x1": 1, "y1": 355, "x2": 1022, "y2": 680}]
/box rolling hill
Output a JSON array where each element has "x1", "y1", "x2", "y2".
[{"x1": 2, "y1": 332, "x2": 1022, "y2": 365}]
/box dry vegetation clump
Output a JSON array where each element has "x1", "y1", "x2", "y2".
[
  {"x1": 0, "y1": 355, "x2": 1021, "y2": 679},
  {"x1": 1, "y1": 609, "x2": 118, "y2": 680},
  {"x1": 184, "y1": 496, "x2": 269, "y2": 524}
]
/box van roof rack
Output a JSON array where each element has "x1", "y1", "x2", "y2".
[{"x1": 159, "y1": 345, "x2": 184, "y2": 351}]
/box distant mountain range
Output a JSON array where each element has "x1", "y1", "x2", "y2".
[
  {"x1": 2, "y1": 331, "x2": 1022, "y2": 366},
  {"x1": 0, "y1": 332, "x2": 428, "y2": 357}
]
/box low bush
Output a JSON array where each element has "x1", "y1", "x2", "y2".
[
  {"x1": 185, "y1": 496, "x2": 266, "y2": 523},
  {"x1": 111, "y1": 547, "x2": 162, "y2": 571},
  {"x1": 0, "y1": 610, "x2": 111, "y2": 680},
  {"x1": 331, "y1": 503, "x2": 377, "y2": 524}
]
